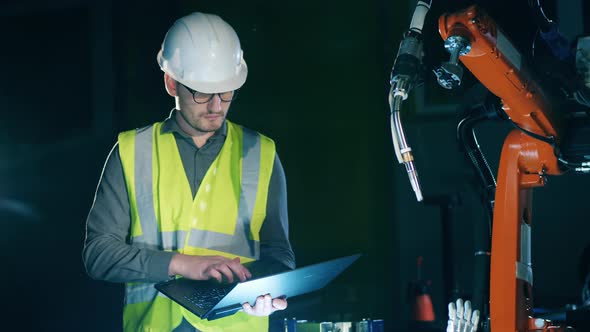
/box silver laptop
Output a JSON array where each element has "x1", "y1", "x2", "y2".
[{"x1": 155, "y1": 254, "x2": 361, "y2": 320}]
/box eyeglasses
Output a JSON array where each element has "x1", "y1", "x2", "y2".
[{"x1": 180, "y1": 83, "x2": 238, "y2": 104}]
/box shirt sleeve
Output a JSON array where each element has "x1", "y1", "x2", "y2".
[
  {"x1": 259, "y1": 154, "x2": 296, "y2": 269},
  {"x1": 82, "y1": 144, "x2": 175, "y2": 283}
]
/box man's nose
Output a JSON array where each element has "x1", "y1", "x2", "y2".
[{"x1": 208, "y1": 94, "x2": 222, "y2": 112}]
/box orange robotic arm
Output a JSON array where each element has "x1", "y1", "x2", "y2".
[{"x1": 438, "y1": 5, "x2": 568, "y2": 332}]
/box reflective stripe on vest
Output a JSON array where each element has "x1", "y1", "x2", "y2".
[
  {"x1": 125, "y1": 282, "x2": 160, "y2": 305},
  {"x1": 132, "y1": 126, "x2": 159, "y2": 249}
]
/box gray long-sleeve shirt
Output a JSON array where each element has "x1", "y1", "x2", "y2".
[{"x1": 83, "y1": 111, "x2": 295, "y2": 283}]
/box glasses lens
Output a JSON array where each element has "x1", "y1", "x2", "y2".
[
  {"x1": 219, "y1": 91, "x2": 235, "y2": 102},
  {"x1": 193, "y1": 92, "x2": 213, "y2": 103}
]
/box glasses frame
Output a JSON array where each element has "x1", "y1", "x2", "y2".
[{"x1": 180, "y1": 83, "x2": 238, "y2": 104}]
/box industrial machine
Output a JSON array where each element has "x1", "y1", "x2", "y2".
[{"x1": 389, "y1": 1, "x2": 590, "y2": 331}]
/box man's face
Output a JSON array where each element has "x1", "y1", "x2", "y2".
[{"x1": 175, "y1": 82, "x2": 233, "y2": 133}]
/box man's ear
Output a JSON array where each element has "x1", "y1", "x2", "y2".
[{"x1": 164, "y1": 73, "x2": 177, "y2": 97}]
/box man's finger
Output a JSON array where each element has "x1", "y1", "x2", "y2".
[
  {"x1": 216, "y1": 264, "x2": 235, "y2": 283},
  {"x1": 226, "y1": 261, "x2": 249, "y2": 282},
  {"x1": 272, "y1": 297, "x2": 287, "y2": 311},
  {"x1": 255, "y1": 295, "x2": 265, "y2": 309},
  {"x1": 208, "y1": 269, "x2": 223, "y2": 283},
  {"x1": 242, "y1": 302, "x2": 253, "y2": 315},
  {"x1": 263, "y1": 294, "x2": 272, "y2": 313}
]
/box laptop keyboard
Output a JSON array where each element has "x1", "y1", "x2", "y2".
[{"x1": 183, "y1": 286, "x2": 232, "y2": 309}]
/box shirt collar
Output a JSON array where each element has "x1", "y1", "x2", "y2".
[{"x1": 161, "y1": 109, "x2": 228, "y2": 140}]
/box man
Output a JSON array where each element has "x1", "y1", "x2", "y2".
[{"x1": 83, "y1": 12, "x2": 295, "y2": 332}]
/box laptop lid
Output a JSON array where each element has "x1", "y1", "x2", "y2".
[{"x1": 156, "y1": 254, "x2": 361, "y2": 320}]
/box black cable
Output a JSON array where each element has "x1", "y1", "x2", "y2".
[
  {"x1": 457, "y1": 107, "x2": 499, "y2": 332},
  {"x1": 527, "y1": 0, "x2": 554, "y2": 32},
  {"x1": 457, "y1": 114, "x2": 497, "y2": 219},
  {"x1": 508, "y1": 120, "x2": 556, "y2": 145}
]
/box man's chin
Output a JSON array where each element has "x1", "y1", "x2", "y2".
[{"x1": 194, "y1": 121, "x2": 223, "y2": 133}]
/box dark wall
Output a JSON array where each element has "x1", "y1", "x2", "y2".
[{"x1": 2, "y1": 0, "x2": 589, "y2": 331}]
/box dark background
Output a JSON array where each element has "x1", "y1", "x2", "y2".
[{"x1": 2, "y1": 0, "x2": 589, "y2": 331}]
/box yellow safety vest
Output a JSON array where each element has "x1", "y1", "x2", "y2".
[{"x1": 118, "y1": 120, "x2": 276, "y2": 332}]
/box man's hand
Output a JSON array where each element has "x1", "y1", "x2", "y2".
[
  {"x1": 242, "y1": 294, "x2": 287, "y2": 317},
  {"x1": 168, "y1": 254, "x2": 252, "y2": 283}
]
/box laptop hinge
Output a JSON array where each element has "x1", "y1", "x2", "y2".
[{"x1": 206, "y1": 304, "x2": 243, "y2": 321}]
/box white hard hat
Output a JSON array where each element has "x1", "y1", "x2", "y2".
[{"x1": 157, "y1": 12, "x2": 247, "y2": 93}]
